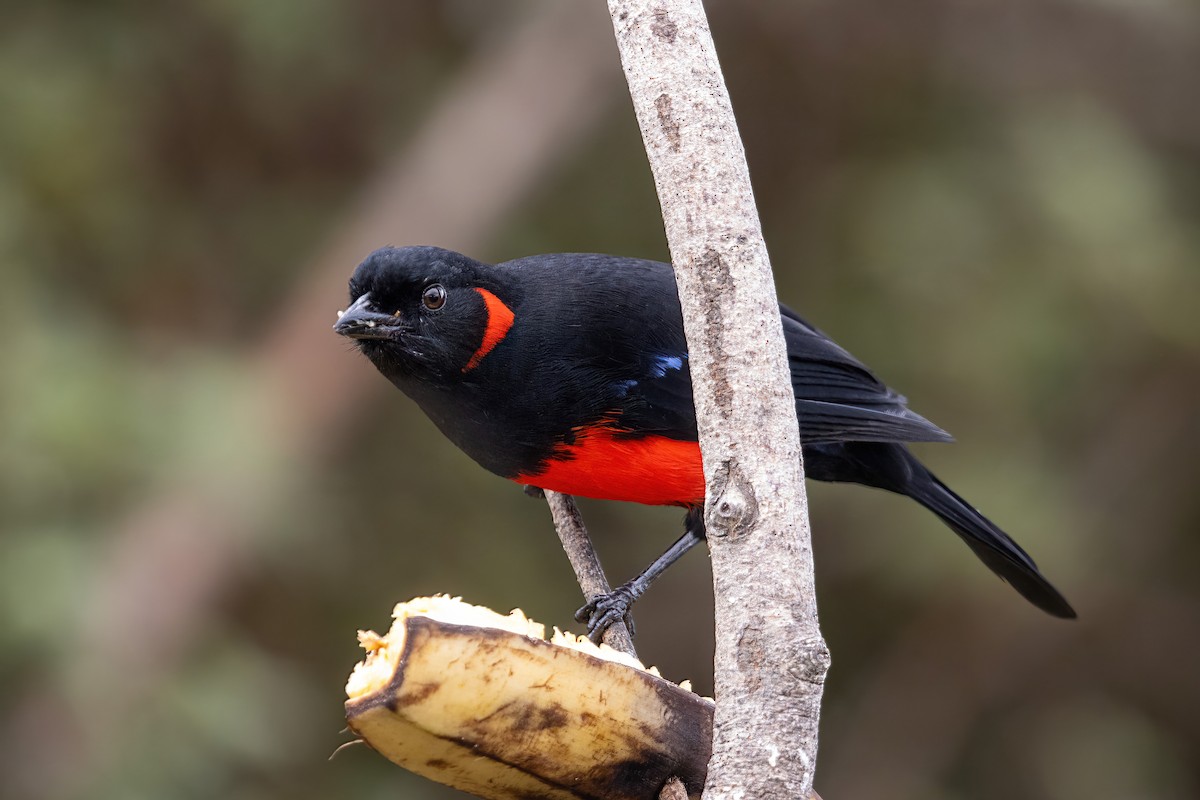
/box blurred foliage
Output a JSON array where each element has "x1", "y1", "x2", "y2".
[{"x1": 2, "y1": 2, "x2": 1199, "y2": 799}]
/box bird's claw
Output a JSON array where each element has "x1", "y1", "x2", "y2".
[{"x1": 575, "y1": 586, "x2": 638, "y2": 644}]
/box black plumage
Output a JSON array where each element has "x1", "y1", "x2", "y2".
[{"x1": 335, "y1": 246, "x2": 1076, "y2": 630}]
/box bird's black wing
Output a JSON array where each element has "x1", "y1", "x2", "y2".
[
  {"x1": 520, "y1": 254, "x2": 949, "y2": 447},
  {"x1": 780, "y1": 305, "x2": 952, "y2": 444},
  {"x1": 608, "y1": 305, "x2": 950, "y2": 446}
]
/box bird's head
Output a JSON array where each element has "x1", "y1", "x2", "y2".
[{"x1": 334, "y1": 246, "x2": 514, "y2": 386}]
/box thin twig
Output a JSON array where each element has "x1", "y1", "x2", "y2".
[
  {"x1": 542, "y1": 490, "x2": 687, "y2": 800},
  {"x1": 543, "y1": 490, "x2": 637, "y2": 656}
]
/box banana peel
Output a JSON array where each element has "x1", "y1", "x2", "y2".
[{"x1": 345, "y1": 596, "x2": 713, "y2": 799}]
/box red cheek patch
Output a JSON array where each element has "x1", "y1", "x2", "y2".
[{"x1": 463, "y1": 288, "x2": 515, "y2": 372}]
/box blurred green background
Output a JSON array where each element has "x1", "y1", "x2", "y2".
[{"x1": 2, "y1": 1, "x2": 1198, "y2": 798}]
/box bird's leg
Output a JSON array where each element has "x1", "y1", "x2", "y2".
[{"x1": 575, "y1": 508, "x2": 706, "y2": 643}]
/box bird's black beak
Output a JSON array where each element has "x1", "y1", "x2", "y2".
[{"x1": 333, "y1": 293, "x2": 400, "y2": 340}]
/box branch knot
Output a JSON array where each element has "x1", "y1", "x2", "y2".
[
  {"x1": 788, "y1": 635, "x2": 831, "y2": 686},
  {"x1": 706, "y1": 461, "x2": 758, "y2": 538}
]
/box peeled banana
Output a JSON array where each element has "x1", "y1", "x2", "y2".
[{"x1": 345, "y1": 595, "x2": 713, "y2": 799}]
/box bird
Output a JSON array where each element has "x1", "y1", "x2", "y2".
[{"x1": 334, "y1": 245, "x2": 1075, "y2": 638}]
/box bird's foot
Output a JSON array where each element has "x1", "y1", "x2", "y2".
[
  {"x1": 523, "y1": 484, "x2": 545, "y2": 498},
  {"x1": 575, "y1": 584, "x2": 641, "y2": 644}
]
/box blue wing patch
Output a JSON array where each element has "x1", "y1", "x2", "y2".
[{"x1": 650, "y1": 354, "x2": 686, "y2": 377}]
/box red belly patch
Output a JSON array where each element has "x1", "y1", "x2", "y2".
[{"x1": 515, "y1": 425, "x2": 704, "y2": 506}]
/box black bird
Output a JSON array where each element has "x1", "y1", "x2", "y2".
[{"x1": 335, "y1": 246, "x2": 1075, "y2": 637}]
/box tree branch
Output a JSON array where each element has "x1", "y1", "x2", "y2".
[{"x1": 607, "y1": 3, "x2": 829, "y2": 797}]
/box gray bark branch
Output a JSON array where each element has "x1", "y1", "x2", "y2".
[{"x1": 606, "y1": 2, "x2": 830, "y2": 797}]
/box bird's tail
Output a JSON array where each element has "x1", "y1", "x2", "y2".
[{"x1": 905, "y1": 463, "x2": 1077, "y2": 618}]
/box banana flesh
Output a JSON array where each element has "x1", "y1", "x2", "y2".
[{"x1": 345, "y1": 596, "x2": 713, "y2": 799}]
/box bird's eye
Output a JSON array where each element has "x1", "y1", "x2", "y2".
[{"x1": 422, "y1": 284, "x2": 446, "y2": 310}]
